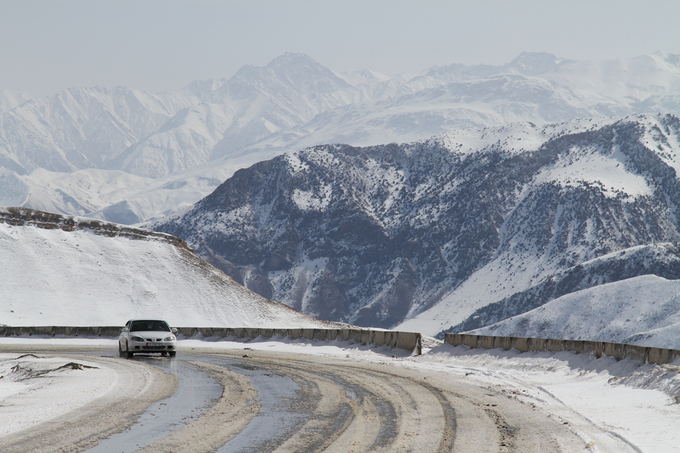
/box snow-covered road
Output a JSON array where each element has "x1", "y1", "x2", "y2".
[{"x1": 0, "y1": 339, "x2": 678, "y2": 452}]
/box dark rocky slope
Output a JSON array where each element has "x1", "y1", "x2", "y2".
[{"x1": 156, "y1": 114, "x2": 680, "y2": 333}]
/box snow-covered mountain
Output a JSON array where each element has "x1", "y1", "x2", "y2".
[
  {"x1": 3, "y1": 52, "x2": 680, "y2": 223},
  {"x1": 154, "y1": 113, "x2": 680, "y2": 342},
  {"x1": 0, "y1": 90, "x2": 29, "y2": 112},
  {"x1": 119, "y1": 53, "x2": 361, "y2": 178},
  {"x1": 0, "y1": 86, "x2": 192, "y2": 174},
  {"x1": 248, "y1": 51, "x2": 680, "y2": 154},
  {"x1": 444, "y1": 243, "x2": 680, "y2": 335},
  {"x1": 473, "y1": 274, "x2": 680, "y2": 349},
  {"x1": 0, "y1": 207, "x2": 327, "y2": 327}
]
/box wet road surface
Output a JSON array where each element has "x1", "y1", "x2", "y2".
[{"x1": 1, "y1": 346, "x2": 640, "y2": 453}]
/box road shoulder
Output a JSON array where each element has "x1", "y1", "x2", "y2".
[{"x1": 0, "y1": 347, "x2": 176, "y2": 453}]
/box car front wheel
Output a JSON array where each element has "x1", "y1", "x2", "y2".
[
  {"x1": 118, "y1": 342, "x2": 124, "y2": 357},
  {"x1": 126, "y1": 342, "x2": 134, "y2": 358}
]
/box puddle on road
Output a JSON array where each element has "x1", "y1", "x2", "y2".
[
  {"x1": 209, "y1": 357, "x2": 305, "y2": 453},
  {"x1": 79, "y1": 351, "x2": 330, "y2": 452},
  {"x1": 86, "y1": 355, "x2": 222, "y2": 453}
]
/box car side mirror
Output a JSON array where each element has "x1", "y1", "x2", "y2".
[{"x1": 171, "y1": 327, "x2": 178, "y2": 334}]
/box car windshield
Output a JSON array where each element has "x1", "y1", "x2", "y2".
[{"x1": 130, "y1": 320, "x2": 170, "y2": 332}]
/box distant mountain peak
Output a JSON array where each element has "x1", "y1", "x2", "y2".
[
  {"x1": 649, "y1": 50, "x2": 680, "y2": 67},
  {"x1": 5, "y1": 50, "x2": 680, "y2": 226},
  {"x1": 507, "y1": 51, "x2": 564, "y2": 75},
  {"x1": 229, "y1": 52, "x2": 352, "y2": 92},
  {"x1": 184, "y1": 78, "x2": 228, "y2": 95},
  {"x1": 510, "y1": 51, "x2": 561, "y2": 62},
  {"x1": 0, "y1": 89, "x2": 31, "y2": 111},
  {"x1": 340, "y1": 69, "x2": 392, "y2": 86},
  {"x1": 268, "y1": 51, "x2": 321, "y2": 67}
]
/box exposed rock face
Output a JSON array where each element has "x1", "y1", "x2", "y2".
[
  {"x1": 0, "y1": 206, "x2": 186, "y2": 247},
  {"x1": 156, "y1": 114, "x2": 680, "y2": 333}
]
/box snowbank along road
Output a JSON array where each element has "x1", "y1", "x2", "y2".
[
  {"x1": 0, "y1": 349, "x2": 176, "y2": 452},
  {"x1": 0, "y1": 344, "x2": 655, "y2": 453}
]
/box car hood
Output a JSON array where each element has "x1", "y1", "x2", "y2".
[{"x1": 128, "y1": 331, "x2": 174, "y2": 339}]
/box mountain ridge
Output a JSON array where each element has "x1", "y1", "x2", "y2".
[
  {"x1": 155, "y1": 113, "x2": 680, "y2": 337},
  {"x1": 3, "y1": 52, "x2": 680, "y2": 224}
]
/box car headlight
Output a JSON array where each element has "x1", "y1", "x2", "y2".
[
  {"x1": 164, "y1": 336, "x2": 176, "y2": 341},
  {"x1": 130, "y1": 336, "x2": 145, "y2": 342}
]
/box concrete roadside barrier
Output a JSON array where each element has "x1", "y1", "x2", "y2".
[
  {"x1": 0, "y1": 325, "x2": 423, "y2": 355},
  {"x1": 444, "y1": 333, "x2": 680, "y2": 365},
  {"x1": 177, "y1": 326, "x2": 423, "y2": 354},
  {"x1": 0, "y1": 326, "x2": 123, "y2": 337}
]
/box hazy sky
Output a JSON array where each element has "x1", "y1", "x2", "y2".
[{"x1": 2, "y1": 0, "x2": 679, "y2": 95}]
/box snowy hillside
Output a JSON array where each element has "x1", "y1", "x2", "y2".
[
  {"x1": 155, "y1": 113, "x2": 680, "y2": 341},
  {"x1": 3, "y1": 52, "x2": 680, "y2": 223},
  {"x1": 0, "y1": 207, "x2": 326, "y2": 328},
  {"x1": 439, "y1": 243, "x2": 680, "y2": 335},
  {"x1": 473, "y1": 275, "x2": 680, "y2": 349}
]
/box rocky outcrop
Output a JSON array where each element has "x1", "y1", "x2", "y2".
[
  {"x1": 0, "y1": 206, "x2": 187, "y2": 248},
  {"x1": 156, "y1": 114, "x2": 680, "y2": 331}
]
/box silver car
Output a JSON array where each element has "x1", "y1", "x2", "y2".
[{"x1": 118, "y1": 319, "x2": 177, "y2": 358}]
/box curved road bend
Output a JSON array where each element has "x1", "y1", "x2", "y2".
[{"x1": 0, "y1": 346, "x2": 639, "y2": 453}]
